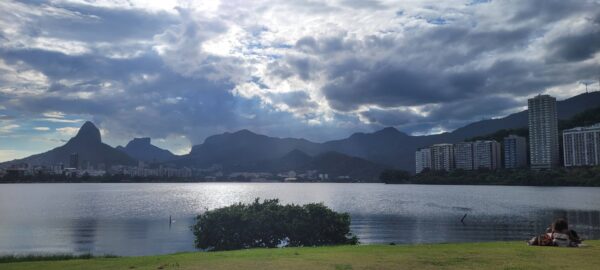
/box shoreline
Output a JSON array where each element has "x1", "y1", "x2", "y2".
[
  {"x1": 1, "y1": 181, "x2": 600, "y2": 187},
  {"x1": 2, "y1": 241, "x2": 599, "y2": 269}
]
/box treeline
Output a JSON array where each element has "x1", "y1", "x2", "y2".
[{"x1": 381, "y1": 166, "x2": 600, "y2": 186}]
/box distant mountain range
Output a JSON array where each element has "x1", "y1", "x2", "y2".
[
  {"x1": 116, "y1": 137, "x2": 176, "y2": 163},
  {"x1": 174, "y1": 91, "x2": 600, "y2": 172},
  {"x1": 3, "y1": 92, "x2": 600, "y2": 177}
]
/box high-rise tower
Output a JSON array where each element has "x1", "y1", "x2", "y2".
[{"x1": 528, "y1": 95, "x2": 559, "y2": 169}]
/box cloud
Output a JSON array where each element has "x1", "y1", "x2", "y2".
[
  {"x1": 56, "y1": 126, "x2": 79, "y2": 136},
  {"x1": 0, "y1": 0, "x2": 599, "y2": 156},
  {"x1": 33, "y1": 126, "x2": 51, "y2": 131},
  {"x1": 0, "y1": 124, "x2": 19, "y2": 133},
  {"x1": 42, "y1": 111, "x2": 65, "y2": 118}
]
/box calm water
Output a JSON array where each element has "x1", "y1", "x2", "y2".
[{"x1": 1, "y1": 183, "x2": 600, "y2": 256}]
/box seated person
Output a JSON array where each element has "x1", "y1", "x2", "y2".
[{"x1": 528, "y1": 218, "x2": 582, "y2": 247}]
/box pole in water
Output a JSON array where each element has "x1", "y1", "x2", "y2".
[
  {"x1": 169, "y1": 215, "x2": 172, "y2": 226},
  {"x1": 461, "y1": 213, "x2": 467, "y2": 224}
]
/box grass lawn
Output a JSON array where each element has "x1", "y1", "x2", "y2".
[{"x1": 2, "y1": 241, "x2": 600, "y2": 270}]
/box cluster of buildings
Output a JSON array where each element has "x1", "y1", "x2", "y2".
[
  {"x1": 0, "y1": 155, "x2": 342, "y2": 182},
  {"x1": 415, "y1": 94, "x2": 600, "y2": 173},
  {"x1": 0, "y1": 156, "x2": 193, "y2": 179},
  {"x1": 416, "y1": 140, "x2": 506, "y2": 173}
]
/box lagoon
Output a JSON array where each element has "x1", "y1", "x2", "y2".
[{"x1": 1, "y1": 183, "x2": 599, "y2": 256}]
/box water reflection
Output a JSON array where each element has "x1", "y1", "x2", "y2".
[
  {"x1": 351, "y1": 209, "x2": 600, "y2": 245},
  {"x1": 0, "y1": 183, "x2": 600, "y2": 256},
  {"x1": 70, "y1": 218, "x2": 97, "y2": 253}
]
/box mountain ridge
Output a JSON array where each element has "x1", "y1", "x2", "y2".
[
  {"x1": 117, "y1": 137, "x2": 177, "y2": 163},
  {"x1": 2, "y1": 121, "x2": 135, "y2": 167},
  {"x1": 181, "y1": 92, "x2": 600, "y2": 172},
  {"x1": 3, "y1": 92, "x2": 599, "y2": 175}
]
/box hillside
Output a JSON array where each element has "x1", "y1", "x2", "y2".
[
  {"x1": 117, "y1": 138, "x2": 177, "y2": 163},
  {"x1": 467, "y1": 105, "x2": 600, "y2": 142},
  {"x1": 0, "y1": 122, "x2": 135, "y2": 167}
]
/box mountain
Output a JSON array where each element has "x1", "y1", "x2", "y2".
[
  {"x1": 176, "y1": 92, "x2": 600, "y2": 174},
  {"x1": 177, "y1": 129, "x2": 322, "y2": 167},
  {"x1": 319, "y1": 92, "x2": 600, "y2": 171},
  {"x1": 253, "y1": 149, "x2": 314, "y2": 172},
  {"x1": 1, "y1": 121, "x2": 135, "y2": 167},
  {"x1": 4, "y1": 92, "x2": 598, "y2": 175},
  {"x1": 305, "y1": 151, "x2": 388, "y2": 181},
  {"x1": 243, "y1": 149, "x2": 387, "y2": 181},
  {"x1": 117, "y1": 137, "x2": 176, "y2": 162}
]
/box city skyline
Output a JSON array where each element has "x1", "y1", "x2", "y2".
[
  {"x1": 1, "y1": 0, "x2": 600, "y2": 162},
  {"x1": 413, "y1": 92, "x2": 599, "y2": 173}
]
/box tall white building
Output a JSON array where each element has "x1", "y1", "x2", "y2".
[
  {"x1": 431, "y1": 144, "x2": 454, "y2": 171},
  {"x1": 415, "y1": 148, "x2": 432, "y2": 174},
  {"x1": 528, "y1": 95, "x2": 559, "y2": 169},
  {"x1": 563, "y1": 124, "x2": 600, "y2": 167},
  {"x1": 453, "y1": 142, "x2": 474, "y2": 170},
  {"x1": 504, "y1": 135, "x2": 527, "y2": 169},
  {"x1": 473, "y1": 140, "x2": 501, "y2": 170}
]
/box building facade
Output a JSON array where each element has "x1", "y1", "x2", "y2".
[
  {"x1": 504, "y1": 135, "x2": 527, "y2": 169},
  {"x1": 69, "y1": 153, "x2": 79, "y2": 169},
  {"x1": 473, "y1": 140, "x2": 501, "y2": 170},
  {"x1": 528, "y1": 95, "x2": 559, "y2": 169},
  {"x1": 431, "y1": 144, "x2": 454, "y2": 171},
  {"x1": 415, "y1": 147, "x2": 432, "y2": 174},
  {"x1": 453, "y1": 142, "x2": 474, "y2": 170},
  {"x1": 563, "y1": 124, "x2": 600, "y2": 167}
]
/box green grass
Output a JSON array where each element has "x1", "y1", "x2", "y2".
[{"x1": 2, "y1": 241, "x2": 600, "y2": 270}]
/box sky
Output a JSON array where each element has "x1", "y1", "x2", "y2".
[{"x1": 0, "y1": 0, "x2": 599, "y2": 161}]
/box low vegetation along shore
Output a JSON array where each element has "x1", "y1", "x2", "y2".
[{"x1": 1, "y1": 241, "x2": 599, "y2": 270}]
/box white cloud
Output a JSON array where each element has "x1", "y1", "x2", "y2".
[
  {"x1": 35, "y1": 118, "x2": 84, "y2": 123},
  {"x1": 34, "y1": 127, "x2": 51, "y2": 131},
  {"x1": 56, "y1": 127, "x2": 79, "y2": 136},
  {"x1": 43, "y1": 111, "x2": 66, "y2": 119},
  {"x1": 0, "y1": 124, "x2": 19, "y2": 133}
]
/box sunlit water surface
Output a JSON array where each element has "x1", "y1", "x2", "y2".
[{"x1": 1, "y1": 183, "x2": 599, "y2": 255}]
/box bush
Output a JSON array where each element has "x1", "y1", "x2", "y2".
[
  {"x1": 379, "y1": 169, "x2": 411, "y2": 184},
  {"x1": 192, "y1": 198, "x2": 358, "y2": 251}
]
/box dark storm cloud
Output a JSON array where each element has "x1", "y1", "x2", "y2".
[
  {"x1": 283, "y1": 2, "x2": 600, "y2": 130},
  {"x1": 278, "y1": 23, "x2": 541, "y2": 112},
  {"x1": 322, "y1": 63, "x2": 487, "y2": 111},
  {"x1": 268, "y1": 91, "x2": 318, "y2": 109},
  {"x1": 508, "y1": 0, "x2": 590, "y2": 23},
  {"x1": 546, "y1": 16, "x2": 600, "y2": 62},
  {"x1": 12, "y1": 0, "x2": 177, "y2": 42},
  {"x1": 360, "y1": 95, "x2": 521, "y2": 133},
  {"x1": 360, "y1": 108, "x2": 420, "y2": 126},
  {"x1": 0, "y1": 49, "x2": 164, "y2": 81}
]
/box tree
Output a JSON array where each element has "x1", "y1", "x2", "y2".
[
  {"x1": 379, "y1": 169, "x2": 411, "y2": 184},
  {"x1": 192, "y1": 198, "x2": 358, "y2": 251}
]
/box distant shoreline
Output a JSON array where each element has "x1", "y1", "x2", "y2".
[{"x1": 1, "y1": 180, "x2": 600, "y2": 187}]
